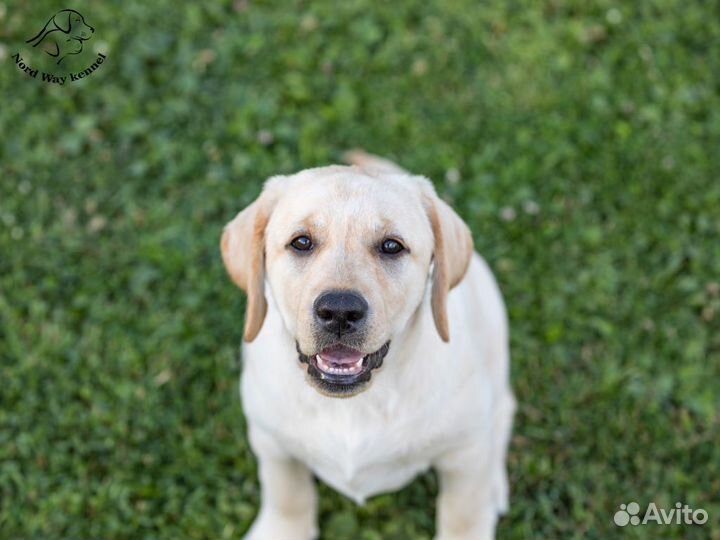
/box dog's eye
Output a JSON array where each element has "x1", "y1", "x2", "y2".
[
  {"x1": 380, "y1": 238, "x2": 405, "y2": 255},
  {"x1": 290, "y1": 235, "x2": 313, "y2": 252}
]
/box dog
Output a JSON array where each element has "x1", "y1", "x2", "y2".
[
  {"x1": 26, "y1": 9, "x2": 94, "y2": 65},
  {"x1": 221, "y1": 152, "x2": 515, "y2": 540}
]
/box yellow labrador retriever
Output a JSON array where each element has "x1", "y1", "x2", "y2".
[{"x1": 221, "y1": 152, "x2": 515, "y2": 540}]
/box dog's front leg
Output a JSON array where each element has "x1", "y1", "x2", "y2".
[
  {"x1": 433, "y1": 444, "x2": 502, "y2": 540},
  {"x1": 244, "y1": 426, "x2": 318, "y2": 540}
]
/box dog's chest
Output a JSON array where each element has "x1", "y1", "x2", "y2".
[
  {"x1": 248, "y1": 378, "x2": 453, "y2": 503},
  {"x1": 279, "y1": 409, "x2": 436, "y2": 503}
]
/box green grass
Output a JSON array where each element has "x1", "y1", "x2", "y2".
[{"x1": 1, "y1": 0, "x2": 719, "y2": 538}]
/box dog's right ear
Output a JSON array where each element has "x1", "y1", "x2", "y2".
[
  {"x1": 220, "y1": 183, "x2": 279, "y2": 342},
  {"x1": 53, "y1": 10, "x2": 72, "y2": 33}
]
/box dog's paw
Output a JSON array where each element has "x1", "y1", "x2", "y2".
[
  {"x1": 434, "y1": 519, "x2": 497, "y2": 540},
  {"x1": 243, "y1": 511, "x2": 318, "y2": 540},
  {"x1": 495, "y1": 470, "x2": 510, "y2": 515},
  {"x1": 434, "y1": 534, "x2": 495, "y2": 540}
]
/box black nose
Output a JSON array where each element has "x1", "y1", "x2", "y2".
[{"x1": 314, "y1": 291, "x2": 368, "y2": 336}]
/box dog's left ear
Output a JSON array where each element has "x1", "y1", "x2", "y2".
[
  {"x1": 424, "y1": 192, "x2": 474, "y2": 342},
  {"x1": 221, "y1": 181, "x2": 280, "y2": 342},
  {"x1": 53, "y1": 11, "x2": 72, "y2": 33}
]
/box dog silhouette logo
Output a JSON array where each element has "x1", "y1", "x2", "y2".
[{"x1": 26, "y1": 9, "x2": 94, "y2": 65}]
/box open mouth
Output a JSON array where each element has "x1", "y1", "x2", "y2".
[{"x1": 297, "y1": 341, "x2": 390, "y2": 395}]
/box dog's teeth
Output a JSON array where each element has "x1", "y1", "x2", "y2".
[{"x1": 315, "y1": 353, "x2": 365, "y2": 376}]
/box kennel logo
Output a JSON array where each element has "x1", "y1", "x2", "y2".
[
  {"x1": 614, "y1": 501, "x2": 708, "y2": 527},
  {"x1": 11, "y1": 8, "x2": 107, "y2": 85}
]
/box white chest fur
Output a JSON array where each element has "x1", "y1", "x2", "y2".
[
  {"x1": 260, "y1": 392, "x2": 438, "y2": 502},
  {"x1": 242, "y1": 358, "x2": 486, "y2": 503}
]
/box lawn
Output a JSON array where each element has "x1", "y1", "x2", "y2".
[{"x1": 1, "y1": 0, "x2": 719, "y2": 538}]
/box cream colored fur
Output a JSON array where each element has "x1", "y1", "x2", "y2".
[{"x1": 221, "y1": 153, "x2": 515, "y2": 540}]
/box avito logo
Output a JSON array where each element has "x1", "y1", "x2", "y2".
[{"x1": 614, "y1": 501, "x2": 708, "y2": 527}]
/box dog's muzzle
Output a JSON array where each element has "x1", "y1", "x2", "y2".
[{"x1": 297, "y1": 341, "x2": 391, "y2": 397}]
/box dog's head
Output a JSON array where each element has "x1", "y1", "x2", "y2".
[
  {"x1": 54, "y1": 9, "x2": 94, "y2": 41},
  {"x1": 221, "y1": 166, "x2": 472, "y2": 396}
]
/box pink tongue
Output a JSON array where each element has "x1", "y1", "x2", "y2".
[{"x1": 319, "y1": 345, "x2": 364, "y2": 365}]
